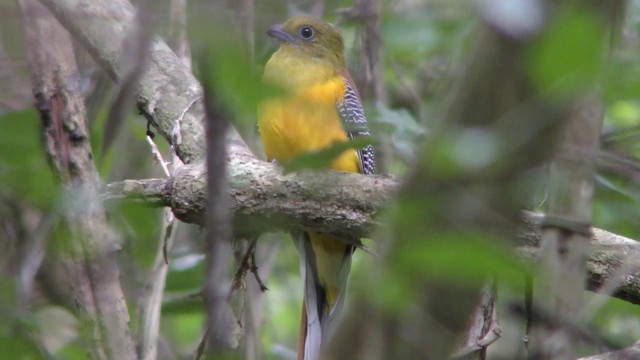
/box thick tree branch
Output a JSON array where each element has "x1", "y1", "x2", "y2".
[
  {"x1": 104, "y1": 156, "x2": 396, "y2": 240},
  {"x1": 519, "y1": 213, "x2": 640, "y2": 306},
  {"x1": 104, "y1": 163, "x2": 640, "y2": 307},
  {"x1": 38, "y1": 0, "x2": 212, "y2": 164},
  {"x1": 531, "y1": 94, "x2": 604, "y2": 359}
]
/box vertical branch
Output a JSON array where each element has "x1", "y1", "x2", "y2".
[
  {"x1": 531, "y1": 95, "x2": 604, "y2": 359},
  {"x1": 202, "y1": 73, "x2": 234, "y2": 355},
  {"x1": 19, "y1": 1, "x2": 137, "y2": 359},
  {"x1": 138, "y1": 210, "x2": 178, "y2": 360},
  {"x1": 531, "y1": 2, "x2": 625, "y2": 358},
  {"x1": 137, "y1": 140, "x2": 184, "y2": 360}
]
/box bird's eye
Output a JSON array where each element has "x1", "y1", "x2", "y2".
[{"x1": 298, "y1": 26, "x2": 315, "y2": 40}]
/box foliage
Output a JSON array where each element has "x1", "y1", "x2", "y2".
[{"x1": 1, "y1": 0, "x2": 640, "y2": 359}]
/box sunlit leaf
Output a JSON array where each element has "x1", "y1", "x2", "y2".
[{"x1": 608, "y1": 100, "x2": 640, "y2": 128}]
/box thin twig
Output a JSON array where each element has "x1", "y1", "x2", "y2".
[
  {"x1": 140, "y1": 91, "x2": 185, "y2": 359},
  {"x1": 138, "y1": 211, "x2": 178, "y2": 360},
  {"x1": 230, "y1": 238, "x2": 257, "y2": 299},
  {"x1": 146, "y1": 135, "x2": 171, "y2": 177},
  {"x1": 229, "y1": 237, "x2": 270, "y2": 293},
  {"x1": 249, "y1": 246, "x2": 269, "y2": 292},
  {"x1": 194, "y1": 327, "x2": 210, "y2": 360}
]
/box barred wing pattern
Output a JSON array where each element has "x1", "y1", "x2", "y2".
[{"x1": 337, "y1": 77, "x2": 376, "y2": 175}]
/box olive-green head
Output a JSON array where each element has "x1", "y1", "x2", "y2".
[{"x1": 267, "y1": 16, "x2": 345, "y2": 68}]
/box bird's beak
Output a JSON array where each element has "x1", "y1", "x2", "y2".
[{"x1": 267, "y1": 24, "x2": 298, "y2": 45}]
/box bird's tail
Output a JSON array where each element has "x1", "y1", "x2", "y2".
[{"x1": 295, "y1": 232, "x2": 354, "y2": 360}]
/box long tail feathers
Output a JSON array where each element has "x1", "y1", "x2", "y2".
[{"x1": 295, "y1": 232, "x2": 353, "y2": 360}]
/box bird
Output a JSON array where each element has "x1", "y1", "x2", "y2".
[{"x1": 258, "y1": 16, "x2": 375, "y2": 360}]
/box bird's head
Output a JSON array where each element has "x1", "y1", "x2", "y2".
[{"x1": 267, "y1": 16, "x2": 345, "y2": 69}]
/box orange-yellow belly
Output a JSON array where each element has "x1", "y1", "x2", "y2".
[
  {"x1": 257, "y1": 77, "x2": 360, "y2": 173},
  {"x1": 258, "y1": 76, "x2": 358, "y2": 309}
]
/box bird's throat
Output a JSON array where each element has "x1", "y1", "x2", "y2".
[{"x1": 263, "y1": 46, "x2": 343, "y2": 90}]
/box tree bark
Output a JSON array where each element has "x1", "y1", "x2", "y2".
[
  {"x1": 104, "y1": 165, "x2": 640, "y2": 308},
  {"x1": 532, "y1": 95, "x2": 604, "y2": 360},
  {"x1": 38, "y1": 0, "x2": 214, "y2": 164},
  {"x1": 20, "y1": 1, "x2": 137, "y2": 359},
  {"x1": 104, "y1": 160, "x2": 396, "y2": 240},
  {"x1": 202, "y1": 78, "x2": 236, "y2": 355}
]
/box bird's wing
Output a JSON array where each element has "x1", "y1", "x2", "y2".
[{"x1": 337, "y1": 71, "x2": 376, "y2": 175}]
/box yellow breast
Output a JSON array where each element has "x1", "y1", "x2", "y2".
[{"x1": 258, "y1": 56, "x2": 360, "y2": 173}]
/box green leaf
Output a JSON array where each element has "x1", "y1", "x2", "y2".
[
  {"x1": 281, "y1": 137, "x2": 375, "y2": 173},
  {"x1": 527, "y1": 7, "x2": 606, "y2": 97}
]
